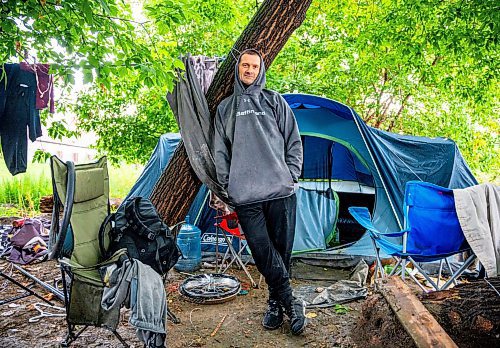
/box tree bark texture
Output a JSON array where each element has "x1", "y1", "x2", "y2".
[
  {"x1": 150, "y1": 0, "x2": 312, "y2": 226},
  {"x1": 420, "y1": 278, "x2": 500, "y2": 347}
]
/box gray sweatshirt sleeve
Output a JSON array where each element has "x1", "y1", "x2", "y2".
[
  {"x1": 214, "y1": 105, "x2": 231, "y2": 189},
  {"x1": 276, "y1": 95, "x2": 303, "y2": 182}
]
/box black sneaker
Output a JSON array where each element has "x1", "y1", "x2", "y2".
[
  {"x1": 262, "y1": 299, "x2": 283, "y2": 330},
  {"x1": 282, "y1": 297, "x2": 307, "y2": 335}
]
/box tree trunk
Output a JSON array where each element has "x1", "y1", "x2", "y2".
[
  {"x1": 150, "y1": 0, "x2": 312, "y2": 226},
  {"x1": 420, "y1": 278, "x2": 500, "y2": 347}
]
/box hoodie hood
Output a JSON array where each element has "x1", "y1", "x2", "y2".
[
  {"x1": 213, "y1": 49, "x2": 303, "y2": 206},
  {"x1": 234, "y1": 49, "x2": 266, "y2": 96}
]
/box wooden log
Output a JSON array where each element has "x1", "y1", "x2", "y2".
[
  {"x1": 150, "y1": 0, "x2": 313, "y2": 226},
  {"x1": 39, "y1": 195, "x2": 54, "y2": 213},
  {"x1": 378, "y1": 277, "x2": 458, "y2": 348},
  {"x1": 420, "y1": 277, "x2": 500, "y2": 346}
]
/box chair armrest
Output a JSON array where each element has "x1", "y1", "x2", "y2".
[
  {"x1": 59, "y1": 248, "x2": 128, "y2": 271},
  {"x1": 348, "y1": 207, "x2": 409, "y2": 238}
]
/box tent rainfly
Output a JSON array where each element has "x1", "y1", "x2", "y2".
[{"x1": 125, "y1": 94, "x2": 477, "y2": 266}]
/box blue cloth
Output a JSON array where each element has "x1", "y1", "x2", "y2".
[
  {"x1": 404, "y1": 181, "x2": 465, "y2": 257},
  {"x1": 125, "y1": 133, "x2": 181, "y2": 200},
  {"x1": 293, "y1": 187, "x2": 338, "y2": 253},
  {"x1": 349, "y1": 181, "x2": 469, "y2": 262}
]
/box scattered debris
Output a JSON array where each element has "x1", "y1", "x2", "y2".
[
  {"x1": 210, "y1": 314, "x2": 227, "y2": 337},
  {"x1": 306, "y1": 312, "x2": 317, "y2": 319}
]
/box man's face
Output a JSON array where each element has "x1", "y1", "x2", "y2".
[{"x1": 238, "y1": 53, "x2": 261, "y2": 86}]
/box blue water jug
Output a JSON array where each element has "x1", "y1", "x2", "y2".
[{"x1": 174, "y1": 215, "x2": 202, "y2": 272}]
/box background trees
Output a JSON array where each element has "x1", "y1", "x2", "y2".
[{"x1": 1, "y1": 0, "x2": 498, "y2": 181}]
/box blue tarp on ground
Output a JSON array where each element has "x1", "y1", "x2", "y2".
[{"x1": 126, "y1": 94, "x2": 477, "y2": 263}]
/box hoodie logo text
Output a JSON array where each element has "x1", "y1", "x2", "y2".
[{"x1": 236, "y1": 109, "x2": 266, "y2": 117}]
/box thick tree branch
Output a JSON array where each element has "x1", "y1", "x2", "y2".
[{"x1": 150, "y1": 0, "x2": 313, "y2": 225}]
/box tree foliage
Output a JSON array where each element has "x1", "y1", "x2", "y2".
[
  {"x1": 1, "y1": 0, "x2": 498, "y2": 180},
  {"x1": 267, "y1": 0, "x2": 499, "y2": 179},
  {"x1": 1, "y1": 0, "x2": 182, "y2": 163}
]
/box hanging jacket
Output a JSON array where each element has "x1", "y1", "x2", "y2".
[
  {"x1": 214, "y1": 50, "x2": 303, "y2": 206},
  {"x1": 20, "y1": 62, "x2": 55, "y2": 113},
  {"x1": 101, "y1": 259, "x2": 167, "y2": 347},
  {"x1": 0, "y1": 63, "x2": 42, "y2": 175}
]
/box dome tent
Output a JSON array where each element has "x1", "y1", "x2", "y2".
[{"x1": 125, "y1": 94, "x2": 477, "y2": 265}]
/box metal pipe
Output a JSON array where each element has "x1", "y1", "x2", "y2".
[{"x1": 12, "y1": 264, "x2": 64, "y2": 301}]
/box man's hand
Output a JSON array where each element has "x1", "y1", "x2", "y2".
[{"x1": 209, "y1": 191, "x2": 231, "y2": 215}]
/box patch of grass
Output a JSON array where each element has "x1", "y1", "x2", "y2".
[
  {"x1": 109, "y1": 163, "x2": 144, "y2": 199},
  {"x1": 0, "y1": 160, "x2": 144, "y2": 216},
  {"x1": 0, "y1": 204, "x2": 22, "y2": 218},
  {"x1": 0, "y1": 162, "x2": 52, "y2": 216}
]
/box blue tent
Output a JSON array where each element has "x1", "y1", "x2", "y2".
[
  {"x1": 126, "y1": 134, "x2": 338, "y2": 254},
  {"x1": 127, "y1": 94, "x2": 477, "y2": 264}
]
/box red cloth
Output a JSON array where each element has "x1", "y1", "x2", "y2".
[
  {"x1": 20, "y1": 62, "x2": 55, "y2": 113},
  {"x1": 216, "y1": 212, "x2": 243, "y2": 238}
]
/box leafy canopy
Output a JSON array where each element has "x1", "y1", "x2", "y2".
[{"x1": 0, "y1": 0, "x2": 498, "y2": 180}]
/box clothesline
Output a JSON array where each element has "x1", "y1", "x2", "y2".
[{"x1": 9, "y1": 55, "x2": 225, "y2": 72}]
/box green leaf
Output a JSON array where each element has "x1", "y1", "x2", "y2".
[
  {"x1": 83, "y1": 70, "x2": 94, "y2": 84},
  {"x1": 97, "y1": 0, "x2": 111, "y2": 15},
  {"x1": 173, "y1": 59, "x2": 186, "y2": 70},
  {"x1": 32, "y1": 149, "x2": 52, "y2": 164},
  {"x1": 82, "y1": 0, "x2": 94, "y2": 24}
]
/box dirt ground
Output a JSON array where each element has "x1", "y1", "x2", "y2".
[
  {"x1": 5, "y1": 258, "x2": 494, "y2": 347},
  {"x1": 0, "y1": 259, "x2": 371, "y2": 348},
  {"x1": 2, "y1": 215, "x2": 491, "y2": 347},
  {"x1": 1, "y1": 250, "x2": 481, "y2": 348}
]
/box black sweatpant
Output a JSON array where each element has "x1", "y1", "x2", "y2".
[{"x1": 235, "y1": 194, "x2": 297, "y2": 301}]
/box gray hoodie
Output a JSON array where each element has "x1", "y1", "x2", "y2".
[{"x1": 214, "y1": 50, "x2": 303, "y2": 206}]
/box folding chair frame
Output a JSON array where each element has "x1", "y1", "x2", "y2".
[
  {"x1": 214, "y1": 213, "x2": 260, "y2": 288},
  {"x1": 50, "y1": 158, "x2": 129, "y2": 347},
  {"x1": 0, "y1": 262, "x2": 64, "y2": 306},
  {"x1": 350, "y1": 203, "x2": 476, "y2": 292},
  {"x1": 58, "y1": 263, "x2": 129, "y2": 347},
  {"x1": 370, "y1": 236, "x2": 477, "y2": 292}
]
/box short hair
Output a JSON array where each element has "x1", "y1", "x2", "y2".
[{"x1": 241, "y1": 49, "x2": 261, "y2": 57}]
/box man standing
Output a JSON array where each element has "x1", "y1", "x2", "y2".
[{"x1": 213, "y1": 49, "x2": 306, "y2": 335}]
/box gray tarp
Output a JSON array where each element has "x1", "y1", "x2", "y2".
[
  {"x1": 294, "y1": 260, "x2": 369, "y2": 308},
  {"x1": 166, "y1": 56, "x2": 228, "y2": 201}
]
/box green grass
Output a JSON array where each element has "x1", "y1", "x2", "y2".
[
  {"x1": 0, "y1": 162, "x2": 52, "y2": 216},
  {"x1": 0, "y1": 160, "x2": 144, "y2": 216},
  {"x1": 108, "y1": 163, "x2": 144, "y2": 199}
]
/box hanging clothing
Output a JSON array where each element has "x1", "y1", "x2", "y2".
[
  {"x1": 0, "y1": 63, "x2": 43, "y2": 175},
  {"x1": 20, "y1": 62, "x2": 55, "y2": 113},
  {"x1": 189, "y1": 56, "x2": 219, "y2": 94},
  {"x1": 101, "y1": 259, "x2": 167, "y2": 348},
  {"x1": 167, "y1": 55, "x2": 227, "y2": 202}
]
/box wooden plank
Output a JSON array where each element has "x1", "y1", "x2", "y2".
[{"x1": 378, "y1": 277, "x2": 458, "y2": 348}]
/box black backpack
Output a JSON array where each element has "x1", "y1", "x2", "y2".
[{"x1": 99, "y1": 196, "x2": 180, "y2": 275}]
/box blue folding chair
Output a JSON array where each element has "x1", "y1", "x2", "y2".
[{"x1": 349, "y1": 181, "x2": 476, "y2": 291}]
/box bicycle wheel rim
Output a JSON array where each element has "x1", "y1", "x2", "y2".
[{"x1": 179, "y1": 273, "x2": 241, "y2": 304}]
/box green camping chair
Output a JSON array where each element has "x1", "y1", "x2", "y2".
[{"x1": 49, "y1": 156, "x2": 128, "y2": 347}]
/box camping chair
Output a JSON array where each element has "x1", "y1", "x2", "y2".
[
  {"x1": 348, "y1": 181, "x2": 476, "y2": 292},
  {"x1": 49, "y1": 156, "x2": 129, "y2": 347},
  {"x1": 214, "y1": 212, "x2": 259, "y2": 288}
]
